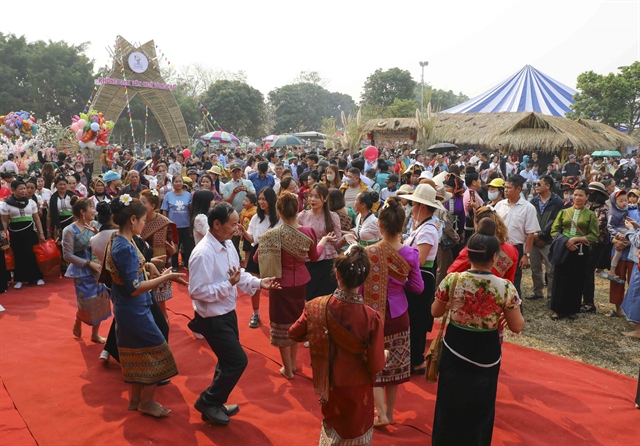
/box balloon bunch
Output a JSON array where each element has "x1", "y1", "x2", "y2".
[
  {"x1": 0, "y1": 111, "x2": 37, "y2": 139},
  {"x1": 71, "y1": 111, "x2": 114, "y2": 149}
]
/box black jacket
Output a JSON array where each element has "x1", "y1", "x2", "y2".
[
  {"x1": 614, "y1": 166, "x2": 635, "y2": 189},
  {"x1": 530, "y1": 193, "x2": 564, "y2": 244}
]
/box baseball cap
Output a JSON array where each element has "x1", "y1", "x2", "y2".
[
  {"x1": 386, "y1": 174, "x2": 399, "y2": 183},
  {"x1": 229, "y1": 163, "x2": 242, "y2": 171}
]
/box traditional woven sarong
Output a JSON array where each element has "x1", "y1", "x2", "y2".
[
  {"x1": 319, "y1": 421, "x2": 373, "y2": 446},
  {"x1": 142, "y1": 214, "x2": 177, "y2": 302},
  {"x1": 269, "y1": 284, "x2": 306, "y2": 347}
]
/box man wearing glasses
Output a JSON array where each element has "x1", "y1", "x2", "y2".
[{"x1": 527, "y1": 176, "x2": 564, "y2": 301}]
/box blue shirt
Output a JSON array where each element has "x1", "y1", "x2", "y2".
[
  {"x1": 218, "y1": 154, "x2": 227, "y2": 167},
  {"x1": 248, "y1": 172, "x2": 276, "y2": 193},
  {"x1": 161, "y1": 190, "x2": 192, "y2": 228},
  {"x1": 375, "y1": 172, "x2": 390, "y2": 191}
]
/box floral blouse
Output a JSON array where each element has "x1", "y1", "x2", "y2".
[{"x1": 436, "y1": 271, "x2": 521, "y2": 330}]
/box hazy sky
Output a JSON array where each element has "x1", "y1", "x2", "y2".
[{"x1": 7, "y1": 0, "x2": 640, "y2": 103}]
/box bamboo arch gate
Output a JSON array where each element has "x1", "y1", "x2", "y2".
[{"x1": 91, "y1": 37, "x2": 189, "y2": 147}]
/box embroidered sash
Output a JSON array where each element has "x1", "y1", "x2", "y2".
[
  {"x1": 307, "y1": 293, "x2": 369, "y2": 403},
  {"x1": 103, "y1": 233, "x2": 146, "y2": 286},
  {"x1": 258, "y1": 223, "x2": 313, "y2": 278},
  {"x1": 493, "y1": 248, "x2": 515, "y2": 277},
  {"x1": 363, "y1": 241, "x2": 412, "y2": 324},
  {"x1": 141, "y1": 214, "x2": 176, "y2": 258}
]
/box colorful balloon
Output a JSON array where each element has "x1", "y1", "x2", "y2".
[{"x1": 364, "y1": 145, "x2": 378, "y2": 162}]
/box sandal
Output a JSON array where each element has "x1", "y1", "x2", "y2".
[
  {"x1": 605, "y1": 310, "x2": 622, "y2": 317},
  {"x1": 580, "y1": 305, "x2": 596, "y2": 314},
  {"x1": 551, "y1": 314, "x2": 563, "y2": 321}
]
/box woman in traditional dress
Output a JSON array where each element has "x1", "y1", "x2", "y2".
[
  {"x1": 140, "y1": 189, "x2": 177, "y2": 320},
  {"x1": 290, "y1": 245, "x2": 386, "y2": 446},
  {"x1": 62, "y1": 196, "x2": 111, "y2": 342},
  {"x1": 48, "y1": 176, "x2": 75, "y2": 274},
  {"x1": 89, "y1": 177, "x2": 111, "y2": 207},
  {"x1": 238, "y1": 187, "x2": 281, "y2": 329},
  {"x1": 297, "y1": 184, "x2": 342, "y2": 301},
  {"x1": 432, "y1": 218, "x2": 525, "y2": 446},
  {"x1": 0, "y1": 179, "x2": 46, "y2": 289},
  {"x1": 402, "y1": 184, "x2": 444, "y2": 374},
  {"x1": 352, "y1": 191, "x2": 382, "y2": 247},
  {"x1": 256, "y1": 192, "x2": 336, "y2": 379},
  {"x1": 104, "y1": 196, "x2": 186, "y2": 417},
  {"x1": 443, "y1": 173, "x2": 466, "y2": 258},
  {"x1": 550, "y1": 186, "x2": 599, "y2": 320},
  {"x1": 361, "y1": 197, "x2": 424, "y2": 427}
]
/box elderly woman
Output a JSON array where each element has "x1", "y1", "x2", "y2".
[{"x1": 403, "y1": 184, "x2": 444, "y2": 374}]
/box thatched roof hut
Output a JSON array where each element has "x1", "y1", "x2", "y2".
[
  {"x1": 362, "y1": 118, "x2": 419, "y2": 147},
  {"x1": 433, "y1": 112, "x2": 637, "y2": 154}
]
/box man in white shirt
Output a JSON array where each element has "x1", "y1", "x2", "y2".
[
  {"x1": 495, "y1": 174, "x2": 541, "y2": 300},
  {"x1": 188, "y1": 202, "x2": 278, "y2": 426},
  {"x1": 168, "y1": 153, "x2": 182, "y2": 178}
]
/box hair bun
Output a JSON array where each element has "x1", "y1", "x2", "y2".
[
  {"x1": 96, "y1": 201, "x2": 112, "y2": 216},
  {"x1": 110, "y1": 197, "x2": 126, "y2": 214},
  {"x1": 477, "y1": 218, "x2": 496, "y2": 236}
]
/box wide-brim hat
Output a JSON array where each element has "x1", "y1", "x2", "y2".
[
  {"x1": 588, "y1": 181, "x2": 607, "y2": 197},
  {"x1": 628, "y1": 188, "x2": 640, "y2": 198},
  {"x1": 207, "y1": 165, "x2": 223, "y2": 176},
  {"x1": 404, "y1": 184, "x2": 445, "y2": 210},
  {"x1": 396, "y1": 184, "x2": 414, "y2": 196}
]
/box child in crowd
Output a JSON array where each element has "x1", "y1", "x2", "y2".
[
  {"x1": 628, "y1": 189, "x2": 639, "y2": 222},
  {"x1": 607, "y1": 190, "x2": 630, "y2": 284},
  {"x1": 366, "y1": 168, "x2": 380, "y2": 193},
  {"x1": 240, "y1": 192, "x2": 257, "y2": 267}
]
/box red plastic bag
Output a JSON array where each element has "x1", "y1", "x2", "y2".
[
  {"x1": 5, "y1": 248, "x2": 14, "y2": 271},
  {"x1": 33, "y1": 239, "x2": 61, "y2": 275}
]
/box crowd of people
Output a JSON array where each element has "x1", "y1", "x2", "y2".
[{"x1": 1, "y1": 142, "x2": 640, "y2": 445}]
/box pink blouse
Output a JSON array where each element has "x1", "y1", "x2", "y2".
[{"x1": 297, "y1": 210, "x2": 342, "y2": 261}]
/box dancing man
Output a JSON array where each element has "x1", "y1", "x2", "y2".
[{"x1": 188, "y1": 202, "x2": 279, "y2": 426}]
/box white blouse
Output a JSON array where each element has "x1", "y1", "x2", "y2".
[
  {"x1": 405, "y1": 220, "x2": 440, "y2": 262},
  {"x1": 0, "y1": 199, "x2": 39, "y2": 219},
  {"x1": 247, "y1": 213, "x2": 282, "y2": 246},
  {"x1": 355, "y1": 213, "x2": 382, "y2": 243}
]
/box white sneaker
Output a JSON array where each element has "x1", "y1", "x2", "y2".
[
  {"x1": 99, "y1": 350, "x2": 110, "y2": 362},
  {"x1": 13, "y1": 282, "x2": 22, "y2": 289},
  {"x1": 36, "y1": 280, "x2": 45, "y2": 286}
]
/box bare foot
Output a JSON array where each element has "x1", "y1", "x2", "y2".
[
  {"x1": 128, "y1": 401, "x2": 139, "y2": 411},
  {"x1": 72, "y1": 319, "x2": 82, "y2": 338},
  {"x1": 138, "y1": 401, "x2": 171, "y2": 417},
  {"x1": 386, "y1": 412, "x2": 396, "y2": 425},
  {"x1": 373, "y1": 416, "x2": 390, "y2": 428},
  {"x1": 279, "y1": 367, "x2": 294, "y2": 380},
  {"x1": 91, "y1": 335, "x2": 107, "y2": 344},
  {"x1": 622, "y1": 330, "x2": 640, "y2": 339}
]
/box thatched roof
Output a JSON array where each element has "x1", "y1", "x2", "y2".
[
  {"x1": 362, "y1": 118, "x2": 419, "y2": 133},
  {"x1": 433, "y1": 112, "x2": 638, "y2": 154}
]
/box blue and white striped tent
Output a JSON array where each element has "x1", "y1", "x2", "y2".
[{"x1": 442, "y1": 65, "x2": 576, "y2": 117}]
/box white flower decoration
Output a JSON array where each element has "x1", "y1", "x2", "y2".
[
  {"x1": 151, "y1": 189, "x2": 159, "y2": 197},
  {"x1": 120, "y1": 194, "x2": 132, "y2": 206}
]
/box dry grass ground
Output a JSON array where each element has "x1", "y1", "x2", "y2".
[{"x1": 504, "y1": 269, "x2": 640, "y2": 377}]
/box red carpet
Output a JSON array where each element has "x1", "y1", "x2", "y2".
[{"x1": 0, "y1": 273, "x2": 638, "y2": 445}]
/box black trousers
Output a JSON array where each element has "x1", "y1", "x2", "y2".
[
  {"x1": 513, "y1": 244, "x2": 524, "y2": 297},
  {"x1": 172, "y1": 227, "x2": 194, "y2": 269},
  {"x1": 636, "y1": 367, "x2": 640, "y2": 408},
  {"x1": 406, "y1": 266, "x2": 436, "y2": 367},
  {"x1": 189, "y1": 310, "x2": 248, "y2": 407},
  {"x1": 583, "y1": 242, "x2": 608, "y2": 306},
  {"x1": 105, "y1": 297, "x2": 169, "y2": 362}
]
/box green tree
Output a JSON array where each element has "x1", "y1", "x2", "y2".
[
  {"x1": 384, "y1": 98, "x2": 419, "y2": 118},
  {"x1": 361, "y1": 68, "x2": 417, "y2": 109},
  {"x1": 199, "y1": 80, "x2": 265, "y2": 139},
  {"x1": 268, "y1": 83, "x2": 355, "y2": 134},
  {"x1": 0, "y1": 33, "x2": 95, "y2": 123},
  {"x1": 567, "y1": 62, "x2": 640, "y2": 131}
]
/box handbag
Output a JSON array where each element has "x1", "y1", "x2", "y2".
[
  {"x1": 440, "y1": 237, "x2": 456, "y2": 250},
  {"x1": 425, "y1": 272, "x2": 459, "y2": 383},
  {"x1": 32, "y1": 239, "x2": 61, "y2": 275}
]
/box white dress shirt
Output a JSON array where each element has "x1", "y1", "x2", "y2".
[
  {"x1": 494, "y1": 197, "x2": 541, "y2": 245},
  {"x1": 189, "y1": 231, "x2": 261, "y2": 318}
]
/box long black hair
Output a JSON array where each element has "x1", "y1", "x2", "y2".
[
  {"x1": 191, "y1": 189, "x2": 215, "y2": 229},
  {"x1": 257, "y1": 186, "x2": 279, "y2": 228}
]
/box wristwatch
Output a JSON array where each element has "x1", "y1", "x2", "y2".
[{"x1": 524, "y1": 252, "x2": 531, "y2": 258}]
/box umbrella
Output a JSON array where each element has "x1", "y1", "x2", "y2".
[
  {"x1": 592, "y1": 150, "x2": 622, "y2": 157},
  {"x1": 293, "y1": 131, "x2": 327, "y2": 140},
  {"x1": 427, "y1": 143, "x2": 458, "y2": 153},
  {"x1": 270, "y1": 135, "x2": 304, "y2": 148},
  {"x1": 262, "y1": 135, "x2": 279, "y2": 142},
  {"x1": 200, "y1": 131, "x2": 240, "y2": 145}
]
